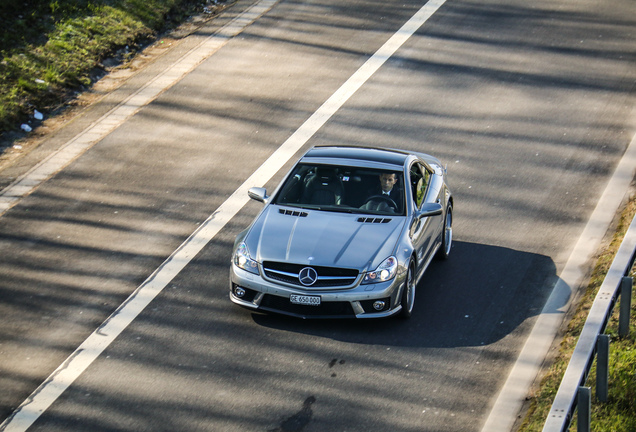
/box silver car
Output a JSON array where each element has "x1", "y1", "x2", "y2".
[{"x1": 229, "y1": 146, "x2": 452, "y2": 319}]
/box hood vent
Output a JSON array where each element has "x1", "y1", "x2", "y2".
[
  {"x1": 357, "y1": 217, "x2": 392, "y2": 224},
  {"x1": 279, "y1": 208, "x2": 308, "y2": 218}
]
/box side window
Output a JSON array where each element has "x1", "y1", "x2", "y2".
[{"x1": 409, "y1": 163, "x2": 431, "y2": 208}]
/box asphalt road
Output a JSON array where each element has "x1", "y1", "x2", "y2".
[{"x1": 1, "y1": 0, "x2": 635, "y2": 431}]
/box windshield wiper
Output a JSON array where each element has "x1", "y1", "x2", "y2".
[{"x1": 323, "y1": 207, "x2": 362, "y2": 214}]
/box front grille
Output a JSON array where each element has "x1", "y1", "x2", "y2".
[
  {"x1": 262, "y1": 261, "x2": 358, "y2": 288},
  {"x1": 260, "y1": 294, "x2": 355, "y2": 318}
]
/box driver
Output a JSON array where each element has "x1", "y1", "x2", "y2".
[
  {"x1": 362, "y1": 172, "x2": 403, "y2": 213},
  {"x1": 379, "y1": 172, "x2": 399, "y2": 198}
]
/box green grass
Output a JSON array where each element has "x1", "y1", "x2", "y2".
[
  {"x1": 572, "y1": 295, "x2": 636, "y2": 432},
  {"x1": 518, "y1": 196, "x2": 636, "y2": 432},
  {"x1": 0, "y1": 0, "x2": 210, "y2": 136}
]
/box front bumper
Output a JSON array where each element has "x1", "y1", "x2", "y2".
[{"x1": 229, "y1": 264, "x2": 407, "y2": 319}]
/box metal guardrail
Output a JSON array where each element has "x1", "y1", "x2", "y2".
[{"x1": 542, "y1": 211, "x2": 636, "y2": 432}]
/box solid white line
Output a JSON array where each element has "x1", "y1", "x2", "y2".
[
  {"x1": 0, "y1": 0, "x2": 279, "y2": 217},
  {"x1": 0, "y1": 1, "x2": 446, "y2": 431},
  {"x1": 480, "y1": 131, "x2": 636, "y2": 432}
]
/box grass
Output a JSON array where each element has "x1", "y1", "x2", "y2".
[
  {"x1": 572, "y1": 291, "x2": 636, "y2": 431},
  {"x1": 518, "y1": 194, "x2": 636, "y2": 432},
  {"x1": 0, "y1": 0, "x2": 217, "y2": 137}
]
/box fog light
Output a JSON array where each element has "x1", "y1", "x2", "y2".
[
  {"x1": 373, "y1": 300, "x2": 386, "y2": 311},
  {"x1": 234, "y1": 287, "x2": 246, "y2": 298}
]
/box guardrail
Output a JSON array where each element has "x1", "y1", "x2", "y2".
[{"x1": 542, "y1": 212, "x2": 636, "y2": 432}]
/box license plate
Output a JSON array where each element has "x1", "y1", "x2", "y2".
[{"x1": 290, "y1": 294, "x2": 321, "y2": 306}]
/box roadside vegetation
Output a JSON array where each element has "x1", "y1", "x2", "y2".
[
  {"x1": 518, "y1": 194, "x2": 636, "y2": 432},
  {"x1": 0, "y1": 0, "x2": 224, "y2": 138}
]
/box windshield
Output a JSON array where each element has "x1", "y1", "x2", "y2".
[{"x1": 273, "y1": 164, "x2": 405, "y2": 216}]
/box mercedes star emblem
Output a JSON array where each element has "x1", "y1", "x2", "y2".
[{"x1": 298, "y1": 267, "x2": 318, "y2": 286}]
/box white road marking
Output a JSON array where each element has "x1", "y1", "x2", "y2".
[
  {"x1": 480, "y1": 130, "x2": 636, "y2": 432},
  {"x1": 0, "y1": 1, "x2": 447, "y2": 430},
  {"x1": 0, "y1": 0, "x2": 279, "y2": 217}
]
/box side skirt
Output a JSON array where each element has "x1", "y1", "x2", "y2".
[{"x1": 415, "y1": 242, "x2": 441, "y2": 285}]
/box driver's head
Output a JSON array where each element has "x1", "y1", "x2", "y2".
[{"x1": 379, "y1": 173, "x2": 397, "y2": 193}]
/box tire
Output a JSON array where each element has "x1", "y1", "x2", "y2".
[
  {"x1": 399, "y1": 260, "x2": 416, "y2": 319},
  {"x1": 436, "y1": 204, "x2": 452, "y2": 260}
]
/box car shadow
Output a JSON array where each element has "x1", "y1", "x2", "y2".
[{"x1": 250, "y1": 241, "x2": 569, "y2": 348}]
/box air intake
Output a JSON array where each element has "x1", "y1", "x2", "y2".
[
  {"x1": 357, "y1": 217, "x2": 391, "y2": 224},
  {"x1": 279, "y1": 209, "x2": 308, "y2": 217}
]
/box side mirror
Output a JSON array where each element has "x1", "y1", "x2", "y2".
[
  {"x1": 248, "y1": 187, "x2": 268, "y2": 203},
  {"x1": 416, "y1": 202, "x2": 443, "y2": 218}
]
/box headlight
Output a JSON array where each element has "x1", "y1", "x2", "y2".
[
  {"x1": 233, "y1": 242, "x2": 259, "y2": 275},
  {"x1": 362, "y1": 256, "x2": 397, "y2": 284}
]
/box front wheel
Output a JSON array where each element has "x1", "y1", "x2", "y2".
[
  {"x1": 399, "y1": 261, "x2": 416, "y2": 319},
  {"x1": 436, "y1": 205, "x2": 452, "y2": 260}
]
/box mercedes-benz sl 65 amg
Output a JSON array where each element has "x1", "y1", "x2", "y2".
[{"x1": 229, "y1": 146, "x2": 452, "y2": 319}]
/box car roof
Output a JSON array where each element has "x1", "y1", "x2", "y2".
[{"x1": 301, "y1": 146, "x2": 410, "y2": 168}]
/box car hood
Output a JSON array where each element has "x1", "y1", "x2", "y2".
[{"x1": 245, "y1": 206, "x2": 406, "y2": 271}]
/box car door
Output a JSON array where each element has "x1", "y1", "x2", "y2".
[{"x1": 408, "y1": 162, "x2": 441, "y2": 270}]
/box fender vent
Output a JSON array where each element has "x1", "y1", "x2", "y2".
[
  {"x1": 279, "y1": 208, "x2": 308, "y2": 217},
  {"x1": 357, "y1": 217, "x2": 392, "y2": 224}
]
